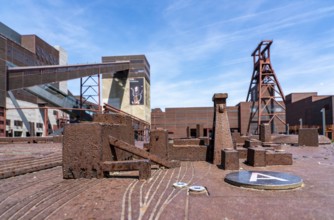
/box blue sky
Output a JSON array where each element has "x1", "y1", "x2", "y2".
[{"x1": 1, "y1": 0, "x2": 334, "y2": 110}]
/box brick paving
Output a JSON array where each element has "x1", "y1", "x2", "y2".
[{"x1": 0, "y1": 143, "x2": 333, "y2": 219}]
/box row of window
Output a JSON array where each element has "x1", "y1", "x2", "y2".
[
  {"x1": 7, "y1": 44, "x2": 37, "y2": 66},
  {"x1": 130, "y1": 58, "x2": 150, "y2": 68},
  {"x1": 250, "y1": 106, "x2": 283, "y2": 113},
  {"x1": 5, "y1": 120, "x2": 44, "y2": 128}
]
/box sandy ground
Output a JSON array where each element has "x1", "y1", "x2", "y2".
[{"x1": 0, "y1": 143, "x2": 333, "y2": 219}]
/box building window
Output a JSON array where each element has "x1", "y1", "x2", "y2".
[
  {"x1": 14, "y1": 131, "x2": 22, "y2": 137},
  {"x1": 203, "y1": 129, "x2": 208, "y2": 137},
  {"x1": 6, "y1": 119, "x2": 10, "y2": 126},
  {"x1": 14, "y1": 120, "x2": 23, "y2": 127},
  {"x1": 53, "y1": 110, "x2": 58, "y2": 116},
  {"x1": 0, "y1": 112, "x2": 4, "y2": 116},
  {"x1": 190, "y1": 129, "x2": 197, "y2": 138},
  {"x1": 36, "y1": 123, "x2": 43, "y2": 129}
]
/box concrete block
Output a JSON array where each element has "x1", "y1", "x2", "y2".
[
  {"x1": 62, "y1": 123, "x2": 133, "y2": 179},
  {"x1": 260, "y1": 123, "x2": 271, "y2": 143},
  {"x1": 149, "y1": 129, "x2": 169, "y2": 159},
  {"x1": 266, "y1": 151, "x2": 293, "y2": 166},
  {"x1": 221, "y1": 149, "x2": 239, "y2": 170},
  {"x1": 236, "y1": 147, "x2": 247, "y2": 159},
  {"x1": 245, "y1": 139, "x2": 262, "y2": 148},
  {"x1": 247, "y1": 147, "x2": 266, "y2": 167},
  {"x1": 298, "y1": 128, "x2": 319, "y2": 147}
]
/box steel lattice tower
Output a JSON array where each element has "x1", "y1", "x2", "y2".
[
  {"x1": 246, "y1": 40, "x2": 286, "y2": 134},
  {"x1": 80, "y1": 74, "x2": 101, "y2": 112}
]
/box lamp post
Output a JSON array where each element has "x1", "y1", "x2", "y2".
[{"x1": 320, "y1": 108, "x2": 326, "y2": 136}]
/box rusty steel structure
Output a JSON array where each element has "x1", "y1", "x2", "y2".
[
  {"x1": 80, "y1": 74, "x2": 101, "y2": 112},
  {"x1": 246, "y1": 40, "x2": 286, "y2": 134}
]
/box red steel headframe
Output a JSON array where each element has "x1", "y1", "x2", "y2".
[{"x1": 246, "y1": 40, "x2": 286, "y2": 134}]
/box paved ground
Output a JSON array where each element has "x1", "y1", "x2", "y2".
[
  {"x1": 0, "y1": 143, "x2": 333, "y2": 219},
  {"x1": 0, "y1": 143, "x2": 62, "y2": 179}
]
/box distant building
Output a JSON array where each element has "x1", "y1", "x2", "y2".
[
  {"x1": 151, "y1": 106, "x2": 239, "y2": 139},
  {"x1": 152, "y1": 93, "x2": 334, "y2": 141},
  {"x1": 237, "y1": 101, "x2": 286, "y2": 135},
  {"x1": 286, "y1": 92, "x2": 334, "y2": 139},
  {"x1": 0, "y1": 22, "x2": 68, "y2": 137},
  {"x1": 102, "y1": 55, "x2": 151, "y2": 123},
  {"x1": 151, "y1": 101, "x2": 286, "y2": 139}
]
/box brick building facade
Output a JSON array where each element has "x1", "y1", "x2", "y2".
[
  {"x1": 286, "y1": 92, "x2": 334, "y2": 139},
  {"x1": 0, "y1": 22, "x2": 68, "y2": 137},
  {"x1": 151, "y1": 104, "x2": 246, "y2": 139}
]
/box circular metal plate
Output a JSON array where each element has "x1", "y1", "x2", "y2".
[
  {"x1": 225, "y1": 171, "x2": 303, "y2": 190},
  {"x1": 189, "y1": 185, "x2": 206, "y2": 192},
  {"x1": 173, "y1": 182, "x2": 188, "y2": 188}
]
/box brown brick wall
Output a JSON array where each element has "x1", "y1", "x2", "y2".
[
  {"x1": 286, "y1": 93, "x2": 333, "y2": 129},
  {"x1": 151, "y1": 106, "x2": 239, "y2": 139},
  {"x1": 21, "y1": 35, "x2": 59, "y2": 65},
  {"x1": 238, "y1": 101, "x2": 286, "y2": 135}
]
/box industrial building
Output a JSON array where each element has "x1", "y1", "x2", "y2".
[
  {"x1": 0, "y1": 22, "x2": 150, "y2": 138},
  {"x1": 151, "y1": 101, "x2": 286, "y2": 139},
  {"x1": 286, "y1": 92, "x2": 334, "y2": 139},
  {"x1": 0, "y1": 22, "x2": 69, "y2": 137},
  {"x1": 102, "y1": 55, "x2": 151, "y2": 123},
  {"x1": 151, "y1": 96, "x2": 334, "y2": 140},
  {"x1": 151, "y1": 106, "x2": 237, "y2": 139}
]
